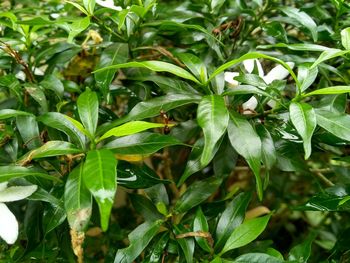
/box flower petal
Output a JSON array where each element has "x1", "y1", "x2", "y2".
[
  {"x1": 96, "y1": 0, "x2": 122, "y2": 11},
  {"x1": 263, "y1": 62, "x2": 295, "y2": 84},
  {"x1": 0, "y1": 182, "x2": 8, "y2": 191},
  {"x1": 242, "y1": 96, "x2": 258, "y2": 112},
  {"x1": 224, "y1": 72, "x2": 240, "y2": 87},
  {"x1": 0, "y1": 203, "x2": 18, "y2": 244},
  {"x1": 243, "y1": 59, "x2": 264, "y2": 76},
  {"x1": 0, "y1": 185, "x2": 37, "y2": 202}
]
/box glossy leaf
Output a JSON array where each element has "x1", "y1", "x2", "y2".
[
  {"x1": 118, "y1": 162, "x2": 170, "y2": 189},
  {"x1": 281, "y1": 6, "x2": 318, "y2": 41},
  {"x1": 77, "y1": 89, "x2": 99, "y2": 137},
  {"x1": 234, "y1": 253, "x2": 284, "y2": 263},
  {"x1": 289, "y1": 102, "x2": 316, "y2": 159},
  {"x1": 37, "y1": 112, "x2": 86, "y2": 149},
  {"x1": 341, "y1": 27, "x2": 350, "y2": 50},
  {"x1": 67, "y1": 17, "x2": 90, "y2": 43},
  {"x1": 19, "y1": 141, "x2": 82, "y2": 162},
  {"x1": 64, "y1": 164, "x2": 92, "y2": 231},
  {"x1": 193, "y1": 207, "x2": 211, "y2": 252},
  {"x1": 227, "y1": 115, "x2": 263, "y2": 200},
  {"x1": 174, "y1": 224, "x2": 195, "y2": 263},
  {"x1": 16, "y1": 115, "x2": 42, "y2": 150},
  {"x1": 0, "y1": 166, "x2": 60, "y2": 182},
  {"x1": 114, "y1": 220, "x2": 163, "y2": 263},
  {"x1": 197, "y1": 95, "x2": 229, "y2": 166},
  {"x1": 98, "y1": 121, "x2": 171, "y2": 142},
  {"x1": 215, "y1": 192, "x2": 252, "y2": 251},
  {"x1": 25, "y1": 86, "x2": 48, "y2": 112},
  {"x1": 143, "y1": 232, "x2": 169, "y2": 263},
  {"x1": 0, "y1": 109, "x2": 32, "y2": 119},
  {"x1": 43, "y1": 200, "x2": 66, "y2": 234},
  {"x1": 256, "y1": 125, "x2": 276, "y2": 170},
  {"x1": 220, "y1": 214, "x2": 271, "y2": 255},
  {"x1": 316, "y1": 110, "x2": 350, "y2": 141},
  {"x1": 93, "y1": 60, "x2": 201, "y2": 84},
  {"x1": 174, "y1": 176, "x2": 222, "y2": 214},
  {"x1": 288, "y1": 232, "x2": 316, "y2": 262},
  {"x1": 311, "y1": 49, "x2": 350, "y2": 69},
  {"x1": 103, "y1": 132, "x2": 184, "y2": 155},
  {"x1": 99, "y1": 94, "x2": 201, "y2": 134},
  {"x1": 177, "y1": 53, "x2": 207, "y2": 83},
  {"x1": 304, "y1": 86, "x2": 350, "y2": 97},
  {"x1": 129, "y1": 194, "x2": 163, "y2": 221},
  {"x1": 298, "y1": 64, "x2": 318, "y2": 93},
  {"x1": 83, "y1": 149, "x2": 117, "y2": 231},
  {"x1": 94, "y1": 43, "x2": 129, "y2": 96}
]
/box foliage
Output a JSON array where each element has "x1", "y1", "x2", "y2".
[{"x1": 0, "y1": 0, "x2": 350, "y2": 262}]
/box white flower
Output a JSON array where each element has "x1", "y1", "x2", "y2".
[
  {"x1": 95, "y1": 0, "x2": 122, "y2": 11},
  {"x1": 224, "y1": 59, "x2": 294, "y2": 114},
  {"x1": 0, "y1": 182, "x2": 37, "y2": 245}
]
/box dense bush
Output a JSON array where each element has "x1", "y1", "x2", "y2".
[{"x1": 1, "y1": 0, "x2": 350, "y2": 262}]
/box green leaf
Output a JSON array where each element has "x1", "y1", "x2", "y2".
[
  {"x1": 174, "y1": 176, "x2": 222, "y2": 214},
  {"x1": 67, "y1": 17, "x2": 90, "y2": 43},
  {"x1": 258, "y1": 43, "x2": 331, "y2": 52},
  {"x1": 298, "y1": 64, "x2": 318, "y2": 93},
  {"x1": 303, "y1": 86, "x2": 350, "y2": 97},
  {"x1": 234, "y1": 74, "x2": 267, "y2": 88},
  {"x1": 18, "y1": 141, "x2": 82, "y2": 162},
  {"x1": 288, "y1": 232, "x2": 317, "y2": 263},
  {"x1": 193, "y1": 207, "x2": 211, "y2": 252},
  {"x1": 114, "y1": 220, "x2": 163, "y2": 263},
  {"x1": 177, "y1": 139, "x2": 204, "y2": 186},
  {"x1": 103, "y1": 132, "x2": 184, "y2": 155},
  {"x1": 65, "y1": 0, "x2": 89, "y2": 15},
  {"x1": 98, "y1": 121, "x2": 170, "y2": 142},
  {"x1": 37, "y1": 112, "x2": 86, "y2": 149},
  {"x1": 215, "y1": 192, "x2": 252, "y2": 251},
  {"x1": 289, "y1": 102, "x2": 316, "y2": 159},
  {"x1": 83, "y1": 0, "x2": 95, "y2": 15},
  {"x1": 281, "y1": 6, "x2": 318, "y2": 41},
  {"x1": 93, "y1": 60, "x2": 201, "y2": 84},
  {"x1": 197, "y1": 95, "x2": 229, "y2": 166},
  {"x1": 256, "y1": 125, "x2": 276, "y2": 170},
  {"x1": 0, "y1": 109, "x2": 33, "y2": 119},
  {"x1": 227, "y1": 115, "x2": 263, "y2": 200},
  {"x1": 174, "y1": 224, "x2": 195, "y2": 263},
  {"x1": 16, "y1": 115, "x2": 42, "y2": 150},
  {"x1": 64, "y1": 164, "x2": 92, "y2": 231},
  {"x1": 77, "y1": 90, "x2": 99, "y2": 137},
  {"x1": 316, "y1": 110, "x2": 350, "y2": 141},
  {"x1": 220, "y1": 214, "x2": 271, "y2": 255},
  {"x1": 83, "y1": 149, "x2": 117, "y2": 231},
  {"x1": 209, "y1": 52, "x2": 299, "y2": 93},
  {"x1": 43, "y1": 200, "x2": 66, "y2": 234},
  {"x1": 177, "y1": 53, "x2": 207, "y2": 83},
  {"x1": 0, "y1": 166, "x2": 60, "y2": 182},
  {"x1": 234, "y1": 253, "x2": 284, "y2": 263},
  {"x1": 94, "y1": 43, "x2": 129, "y2": 96},
  {"x1": 98, "y1": 94, "x2": 201, "y2": 134},
  {"x1": 143, "y1": 232, "x2": 169, "y2": 263},
  {"x1": 311, "y1": 49, "x2": 350, "y2": 69},
  {"x1": 25, "y1": 86, "x2": 48, "y2": 112},
  {"x1": 341, "y1": 27, "x2": 350, "y2": 50},
  {"x1": 40, "y1": 75, "x2": 64, "y2": 99},
  {"x1": 129, "y1": 194, "x2": 163, "y2": 222},
  {"x1": 118, "y1": 162, "x2": 170, "y2": 189}
]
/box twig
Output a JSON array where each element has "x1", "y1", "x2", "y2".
[
  {"x1": 134, "y1": 46, "x2": 186, "y2": 67},
  {"x1": 0, "y1": 40, "x2": 35, "y2": 83}
]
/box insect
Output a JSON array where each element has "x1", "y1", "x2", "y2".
[{"x1": 160, "y1": 110, "x2": 171, "y2": 135}]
